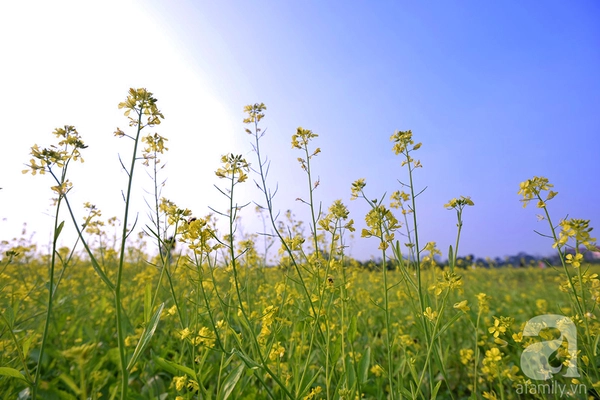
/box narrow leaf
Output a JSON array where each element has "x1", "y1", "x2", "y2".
[
  {"x1": 299, "y1": 368, "x2": 323, "y2": 399},
  {"x1": 58, "y1": 372, "x2": 81, "y2": 395},
  {"x1": 358, "y1": 346, "x2": 371, "y2": 383},
  {"x1": 219, "y1": 363, "x2": 245, "y2": 400},
  {"x1": 233, "y1": 349, "x2": 261, "y2": 369},
  {"x1": 348, "y1": 315, "x2": 357, "y2": 343},
  {"x1": 55, "y1": 220, "x2": 65, "y2": 239},
  {"x1": 144, "y1": 284, "x2": 152, "y2": 324},
  {"x1": 431, "y1": 380, "x2": 443, "y2": 399},
  {"x1": 22, "y1": 333, "x2": 35, "y2": 361},
  {"x1": 0, "y1": 367, "x2": 29, "y2": 384},
  {"x1": 89, "y1": 255, "x2": 114, "y2": 291},
  {"x1": 432, "y1": 312, "x2": 463, "y2": 342},
  {"x1": 153, "y1": 353, "x2": 197, "y2": 379},
  {"x1": 345, "y1": 354, "x2": 356, "y2": 389},
  {"x1": 127, "y1": 302, "x2": 165, "y2": 372}
]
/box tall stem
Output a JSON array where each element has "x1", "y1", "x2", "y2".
[
  {"x1": 115, "y1": 109, "x2": 144, "y2": 399},
  {"x1": 32, "y1": 191, "x2": 63, "y2": 399},
  {"x1": 303, "y1": 145, "x2": 320, "y2": 257}
]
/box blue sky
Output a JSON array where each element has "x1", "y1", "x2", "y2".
[{"x1": 1, "y1": 1, "x2": 599, "y2": 261}]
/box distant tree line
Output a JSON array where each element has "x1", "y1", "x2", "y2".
[{"x1": 352, "y1": 247, "x2": 600, "y2": 271}]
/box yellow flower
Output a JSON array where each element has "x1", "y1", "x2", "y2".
[
  {"x1": 554, "y1": 218, "x2": 597, "y2": 250},
  {"x1": 166, "y1": 305, "x2": 178, "y2": 316},
  {"x1": 173, "y1": 375, "x2": 186, "y2": 391},
  {"x1": 565, "y1": 253, "x2": 583, "y2": 268},
  {"x1": 453, "y1": 300, "x2": 470, "y2": 313},
  {"x1": 460, "y1": 348, "x2": 474, "y2": 364},
  {"x1": 291, "y1": 127, "x2": 318, "y2": 150},
  {"x1": 512, "y1": 332, "x2": 523, "y2": 343},
  {"x1": 215, "y1": 154, "x2": 250, "y2": 184},
  {"x1": 179, "y1": 327, "x2": 191, "y2": 341},
  {"x1": 303, "y1": 386, "x2": 323, "y2": 400},
  {"x1": 350, "y1": 178, "x2": 366, "y2": 200},
  {"x1": 517, "y1": 176, "x2": 555, "y2": 208},
  {"x1": 423, "y1": 307, "x2": 438, "y2": 322},
  {"x1": 484, "y1": 347, "x2": 503, "y2": 363},
  {"x1": 581, "y1": 355, "x2": 589, "y2": 366},
  {"x1": 370, "y1": 364, "x2": 385, "y2": 377},
  {"x1": 269, "y1": 342, "x2": 285, "y2": 361},
  {"x1": 390, "y1": 129, "x2": 417, "y2": 155},
  {"x1": 243, "y1": 103, "x2": 266, "y2": 125},
  {"x1": 118, "y1": 88, "x2": 164, "y2": 126},
  {"x1": 488, "y1": 318, "x2": 506, "y2": 338},
  {"x1": 444, "y1": 196, "x2": 475, "y2": 210},
  {"x1": 476, "y1": 293, "x2": 491, "y2": 313}
]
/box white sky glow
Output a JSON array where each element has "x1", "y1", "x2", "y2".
[{"x1": 1, "y1": 0, "x2": 239, "y2": 251}]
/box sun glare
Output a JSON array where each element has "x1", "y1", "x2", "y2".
[{"x1": 1, "y1": 0, "x2": 236, "y2": 243}]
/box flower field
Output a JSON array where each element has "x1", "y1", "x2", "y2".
[{"x1": 1, "y1": 89, "x2": 599, "y2": 399}]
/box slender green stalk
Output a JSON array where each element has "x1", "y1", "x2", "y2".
[
  {"x1": 32, "y1": 197, "x2": 62, "y2": 399},
  {"x1": 32, "y1": 145, "x2": 78, "y2": 398},
  {"x1": 302, "y1": 143, "x2": 320, "y2": 257},
  {"x1": 380, "y1": 246, "x2": 395, "y2": 400},
  {"x1": 114, "y1": 107, "x2": 144, "y2": 399}
]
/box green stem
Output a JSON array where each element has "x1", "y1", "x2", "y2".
[
  {"x1": 115, "y1": 108, "x2": 145, "y2": 399},
  {"x1": 453, "y1": 209, "x2": 463, "y2": 272},
  {"x1": 405, "y1": 152, "x2": 435, "y2": 396},
  {"x1": 303, "y1": 144, "x2": 320, "y2": 257},
  {"x1": 381, "y1": 242, "x2": 395, "y2": 400},
  {"x1": 33, "y1": 170, "x2": 66, "y2": 399},
  {"x1": 226, "y1": 171, "x2": 295, "y2": 400}
]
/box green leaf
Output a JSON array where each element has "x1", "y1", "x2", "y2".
[
  {"x1": 89, "y1": 254, "x2": 114, "y2": 291},
  {"x1": 399, "y1": 387, "x2": 414, "y2": 398},
  {"x1": 299, "y1": 368, "x2": 323, "y2": 399},
  {"x1": 144, "y1": 284, "x2": 152, "y2": 324},
  {"x1": 58, "y1": 372, "x2": 81, "y2": 395},
  {"x1": 233, "y1": 349, "x2": 261, "y2": 369},
  {"x1": 348, "y1": 315, "x2": 357, "y2": 342},
  {"x1": 4, "y1": 305, "x2": 15, "y2": 327},
  {"x1": 0, "y1": 367, "x2": 29, "y2": 384},
  {"x1": 432, "y1": 312, "x2": 463, "y2": 342},
  {"x1": 22, "y1": 333, "x2": 35, "y2": 360},
  {"x1": 345, "y1": 354, "x2": 356, "y2": 390},
  {"x1": 153, "y1": 353, "x2": 197, "y2": 380},
  {"x1": 448, "y1": 245, "x2": 454, "y2": 270},
  {"x1": 430, "y1": 380, "x2": 443, "y2": 399},
  {"x1": 219, "y1": 363, "x2": 245, "y2": 400},
  {"x1": 127, "y1": 302, "x2": 164, "y2": 372},
  {"x1": 55, "y1": 221, "x2": 65, "y2": 239},
  {"x1": 358, "y1": 346, "x2": 371, "y2": 383}
]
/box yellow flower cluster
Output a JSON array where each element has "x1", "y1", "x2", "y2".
[
  {"x1": 215, "y1": 153, "x2": 250, "y2": 183},
  {"x1": 517, "y1": 176, "x2": 557, "y2": 208},
  {"x1": 318, "y1": 200, "x2": 355, "y2": 234},
  {"x1": 117, "y1": 87, "x2": 164, "y2": 128},
  {"x1": 362, "y1": 205, "x2": 401, "y2": 250},
  {"x1": 555, "y1": 218, "x2": 596, "y2": 250},
  {"x1": 243, "y1": 102, "x2": 266, "y2": 126},
  {"x1": 23, "y1": 126, "x2": 87, "y2": 176},
  {"x1": 141, "y1": 132, "x2": 169, "y2": 165},
  {"x1": 444, "y1": 196, "x2": 475, "y2": 210}
]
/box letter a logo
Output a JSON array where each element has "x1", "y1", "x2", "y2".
[{"x1": 520, "y1": 314, "x2": 579, "y2": 380}]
